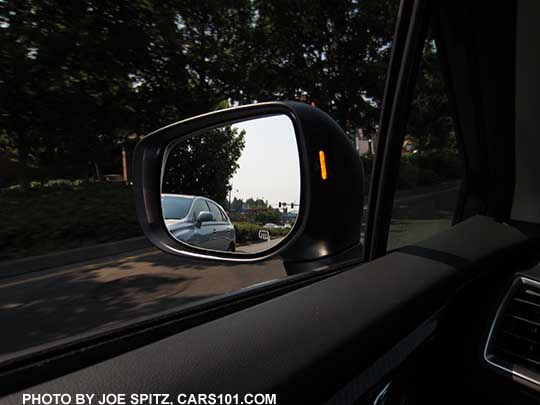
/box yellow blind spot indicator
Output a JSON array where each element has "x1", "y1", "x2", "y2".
[{"x1": 319, "y1": 150, "x2": 328, "y2": 180}]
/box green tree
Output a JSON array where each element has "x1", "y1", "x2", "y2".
[
  {"x1": 2, "y1": 0, "x2": 453, "y2": 188},
  {"x1": 230, "y1": 197, "x2": 244, "y2": 211},
  {"x1": 1, "y1": 0, "x2": 168, "y2": 180},
  {"x1": 131, "y1": 1, "x2": 255, "y2": 132},
  {"x1": 245, "y1": 198, "x2": 269, "y2": 209},
  {"x1": 0, "y1": 0, "x2": 255, "y2": 182},
  {"x1": 228, "y1": 197, "x2": 282, "y2": 225},
  {"x1": 238, "y1": 0, "x2": 398, "y2": 140},
  {"x1": 406, "y1": 40, "x2": 456, "y2": 151},
  {"x1": 162, "y1": 125, "x2": 245, "y2": 206},
  {"x1": 253, "y1": 208, "x2": 281, "y2": 225}
]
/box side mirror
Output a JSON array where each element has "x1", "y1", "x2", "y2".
[
  {"x1": 133, "y1": 101, "x2": 364, "y2": 270},
  {"x1": 196, "y1": 211, "x2": 213, "y2": 226}
]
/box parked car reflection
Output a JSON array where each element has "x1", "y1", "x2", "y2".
[{"x1": 162, "y1": 194, "x2": 236, "y2": 252}]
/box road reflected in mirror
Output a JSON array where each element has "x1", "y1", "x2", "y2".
[{"x1": 161, "y1": 114, "x2": 300, "y2": 253}]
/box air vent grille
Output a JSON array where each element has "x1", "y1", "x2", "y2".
[{"x1": 485, "y1": 277, "x2": 540, "y2": 385}]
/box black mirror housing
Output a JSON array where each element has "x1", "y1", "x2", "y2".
[{"x1": 132, "y1": 101, "x2": 364, "y2": 266}]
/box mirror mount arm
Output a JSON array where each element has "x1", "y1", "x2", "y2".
[{"x1": 283, "y1": 244, "x2": 364, "y2": 275}]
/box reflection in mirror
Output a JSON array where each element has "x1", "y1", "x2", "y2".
[{"x1": 161, "y1": 114, "x2": 300, "y2": 254}]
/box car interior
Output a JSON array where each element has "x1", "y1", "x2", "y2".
[{"x1": 3, "y1": 0, "x2": 540, "y2": 404}]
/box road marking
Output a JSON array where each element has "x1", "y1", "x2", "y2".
[{"x1": 0, "y1": 250, "x2": 161, "y2": 289}]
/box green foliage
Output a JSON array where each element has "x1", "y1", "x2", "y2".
[
  {"x1": 0, "y1": 0, "x2": 254, "y2": 182},
  {"x1": 228, "y1": 197, "x2": 282, "y2": 225},
  {"x1": 406, "y1": 40, "x2": 456, "y2": 151},
  {"x1": 0, "y1": 0, "x2": 401, "y2": 184},
  {"x1": 0, "y1": 181, "x2": 140, "y2": 260},
  {"x1": 253, "y1": 209, "x2": 282, "y2": 225},
  {"x1": 230, "y1": 197, "x2": 244, "y2": 211},
  {"x1": 1, "y1": 0, "x2": 159, "y2": 179},
  {"x1": 397, "y1": 151, "x2": 462, "y2": 189},
  {"x1": 416, "y1": 150, "x2": 462, "y2": 179},
  {"x1": 230, "y1": 209, "x2": 282, "y2": 225},
  {"x1": 162, "y1": 126, "x2": 245, "y2": 206},
  {"x1": 233, "y1": 222, "x2": 288, "y2": 244},
  {"x1": 233, "y1": 222, "x2": 261, "y2": 244},
  {"x1": 361, "y1": 149, "x2": 461, "y2": 189},
  {"x1": 1, "y1": 0, "x2": 445, "y2": 184},
  {"x1": 244, "y1": 0, "x2": 398, "y2": 137}
]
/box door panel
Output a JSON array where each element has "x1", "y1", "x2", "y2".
[
  {"x1": 207, "y1": 202, "x2": 231, "y2": 250},
  {"x1": 191, "y1": 199, "x2": 215, "y2": 249}
]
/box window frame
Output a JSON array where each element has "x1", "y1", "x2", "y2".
[
  {"x1": 364, "y1": 0, "x2": 517, "y2": 260},
  {"x1": 363, "y1": 0, "x2": 468, "y2": 259},
  {"x1": 207, "y1": 201, "x2": 224, "y2": 222},
  {"x1": 193, "y1": 198, "x2": 211, "y2": 218},
  {"x1": 219, "y1": 207, "x2": 229, "y2": 222}
]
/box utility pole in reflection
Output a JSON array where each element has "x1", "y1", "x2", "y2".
[
  {"x1": 121, "y1": 145, "x2": 128, "y2": 184},
  {"x1": 228, "y1": 186, "x2": 238, "y2": 211}
]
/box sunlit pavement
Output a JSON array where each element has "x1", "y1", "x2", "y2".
[{"x1": 0, "y1": 183, "x2": 459, "y2": 359}]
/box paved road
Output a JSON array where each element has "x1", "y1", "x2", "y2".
[
  {"x1": 0, "y1": 183, "x2": 459, "y2": 359},
  {"x1": 0, "y1": 249, "x2": 287, "y2": 359},
  {"x1": 237, "y1": 236, "x2": 285, "y2": 253}
]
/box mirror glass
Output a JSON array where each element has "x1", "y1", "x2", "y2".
[{"x1": 161, "y1": 114, "x2": 300, "y2": 254}]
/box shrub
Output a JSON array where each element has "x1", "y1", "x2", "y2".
[
  {"x1": 402, "y1": 150, "x2": 462, "y2": 179},
  {"x1": 266, "y1": 226, "x2": 289, "y2": 238},
  {"x1": 43, "y1": 179, "x2": 81, "y2": 188},
  {"x1": 233, "y1": 222, "x2": 261, "y2": 244},
  {"x1": 0, "y1": 181, "x2": 141, "y2": 260},
  {"x1": 430, "y1": 150, "x2": 462, "y2": 179},
  {"x1": 397, "y1": 161, "x2": 419, "y2": 189},
  {"x1": 417, "y1": 168, "x2": 441, "y2": 185},
  {"x1": 397, "y1": 149, "x2": 461, "y2": 189},
  {"x1": 233, "y1": 222, "x2": 289, "y2": 244}
]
